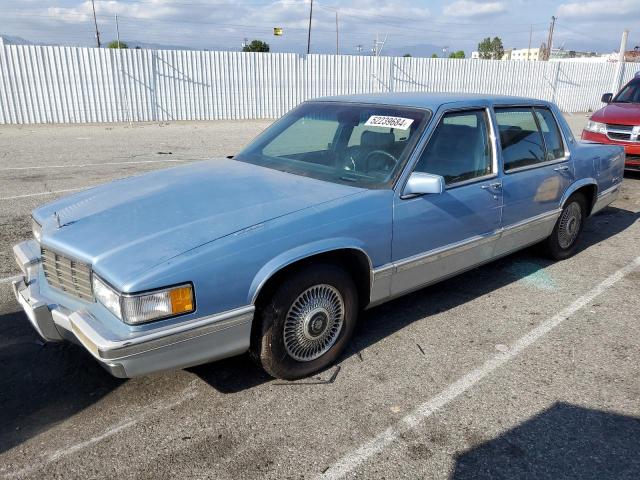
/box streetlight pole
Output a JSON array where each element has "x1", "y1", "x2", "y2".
[
  {"x1": 335, "y1": 10, "x2": 339, "y2": 55},
  {"x1": 115, "y1": 13, "x2": 121, "y2": 48}
]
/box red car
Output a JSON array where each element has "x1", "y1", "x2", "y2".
[{"x1": 582, "y1": 74, "x2": 640, "y2": 171}]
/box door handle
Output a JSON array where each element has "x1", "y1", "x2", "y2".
[
  {"x1": 554, "y1": 165, "x2": 570, "y2": 172},
  {"x1": 481, "y1": 182, "x2": 502, "y2": 190}
]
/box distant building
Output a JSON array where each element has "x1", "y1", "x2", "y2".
[
  {"x1": 625, "y1": 49, "x2": 640, "y2": 62},
  {"x1": 511, "y1": 48, "x2": 540, "y2": 61},
  {"x1": 550, "y1": 48, "x2": 600, "y2": 60},
  {"x1": 502, "y1": 47, "x2": 540, "y2": 61},
  {"x1": 471, "y1": 51, "x2": 480, "y2": 59}
]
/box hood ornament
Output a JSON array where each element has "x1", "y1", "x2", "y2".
[{"x1": 53, "y1": 211, "x2": 75, "y2": 229}]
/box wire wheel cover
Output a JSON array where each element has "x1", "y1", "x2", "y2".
[
  {"x1": 283, "y1": 284, "x2": 345, "y2": 362},
  {"x1": 558, "y1": 202, "x2": 582, "y2": 249}
]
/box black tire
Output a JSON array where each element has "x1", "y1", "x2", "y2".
[
  {"x1": 250, "y1": 263, "x2": 358, "y2": 380},
  {"x1": 544, "y1": 192, "x2": 587, "y2": 260}
]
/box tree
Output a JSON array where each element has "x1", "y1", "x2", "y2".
[
  {"x1": 431, "y1": 53, "x2": 438, "y2": 58},
  {"x1": 448, "y1": 50, "x2": 465, "y2": 59},
  {"x1": 107, "y1": 40, "x2": 128, "y2": 49},
  {"x1": 242, "y1": 39, "x2": 269, "y2": 52},
  {"x1": 403, "y1": 53, "x2": 412, "y2": 57},
  {"x1": 477, "y1": 37, "x2": 504, "y2": 60}
]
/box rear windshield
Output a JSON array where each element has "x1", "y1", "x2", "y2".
[
  {"x1": 613, "y1": 80, "x2": 640, "y2": 103},
  {"x1": 235, "y1": 102, "x2": 430, "y2": 189}
]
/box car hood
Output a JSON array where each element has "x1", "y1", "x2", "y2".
[
  {"x1": 591, "y1": 102, "x2": 640, "y2": 125},
  {"x1": 35, "y1": 159, "x2": 363, "y2": 288}
]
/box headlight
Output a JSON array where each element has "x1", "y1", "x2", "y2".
[
  {"x1": 92, "y1": 275, "x2": 194, "y2": 325},
  {"x1": 585, "y1": 120, "x2": 607, "y2": 134},
  {"x1": 32, "y1": 217, "x2": 42, "y2": 243},
  {"x1": 92, "y1": 275, "x2": 122, "y2": 320}
]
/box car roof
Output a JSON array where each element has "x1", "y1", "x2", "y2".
[{"x1": 313, "y1": 92, "x2": 548, "y2": 110}]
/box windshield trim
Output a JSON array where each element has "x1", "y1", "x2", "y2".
[{"x1": 235, "y1": 101, "x2": 433, "y2": 190}]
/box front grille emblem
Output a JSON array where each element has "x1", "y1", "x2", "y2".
[{"x1": 632, "y1": 126, "x2": 640, "y2": 142}]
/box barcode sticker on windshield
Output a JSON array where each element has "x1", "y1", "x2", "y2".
[{"x1": 364, "y1": 115, "x2": 414, "y2": 130}]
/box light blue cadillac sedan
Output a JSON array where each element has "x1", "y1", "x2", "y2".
[{"x1": 13, "y1": 93, "x2": 624, "y2": 380}]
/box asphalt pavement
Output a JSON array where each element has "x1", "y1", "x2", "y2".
[{"x1": 0, "y1": 113, "x2": 639, "y2": 480}]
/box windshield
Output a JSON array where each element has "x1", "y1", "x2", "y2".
[
  {"x1": 235, "y1": 102, "x2": 430, "y2": 189},
  {"x1": 613, "y1": 80, "x2": 640, "y2": 103}
]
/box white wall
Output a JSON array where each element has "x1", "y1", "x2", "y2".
[{"x1": 0, "y1": 45, "x2": 638, "y2": 124}]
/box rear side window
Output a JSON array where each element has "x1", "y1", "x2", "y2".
[
  {"x1": 415, "y1": 109, "x2": 492, "y2": 185},
  {"x1": 534, "y1": 108, "x2": 565, "y2": 161},
  {"x1": 495, "y1": 108, "x2": 545, "y2": 171}
]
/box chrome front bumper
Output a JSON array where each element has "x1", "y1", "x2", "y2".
[{"x1": 12, "y1": 240, "x2": 254, "y2": 378}]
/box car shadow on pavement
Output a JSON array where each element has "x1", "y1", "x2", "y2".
[
  {"x1": 346, "y1": 205, "x2": 639, "y2": 362},
  {"x1": 451, "y1": 402, "x2": 640, "y2": 479},
  {"x1": 0, "y1": 310, "x2": 124, "y2": 454},
  {"x1": 188, "y1": 355, "x2": 272, "y2": 394}
]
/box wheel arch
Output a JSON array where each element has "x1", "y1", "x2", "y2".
[
  {"x1": 249, "y1": 240, "x2": 374, "y2": 310},
  {"x1": 560, "y1": 179, "x2": 598, "y2": 216}
]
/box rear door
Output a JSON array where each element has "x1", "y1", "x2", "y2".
[{"x1": 493, "y1": 106, "x2": 574, "y2": 256}]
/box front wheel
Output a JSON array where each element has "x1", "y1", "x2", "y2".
[
  {"x1": 544, "y1": 192, "x2": 587, "y2": 260},
  {"x1": 251, "y1": 264, "x2": 358, "y2": 380}
]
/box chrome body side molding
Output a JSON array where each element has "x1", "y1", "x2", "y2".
[
  {"x1": 369, "y1": 209, "x2": 562, "y2": 306},
  {"x1": 591, "y1": 184, "x2": 620, "y2": 216}
]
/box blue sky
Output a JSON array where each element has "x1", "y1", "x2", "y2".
[{"x1": 2, "y1": 0, "x2": 639, "y2": 56}]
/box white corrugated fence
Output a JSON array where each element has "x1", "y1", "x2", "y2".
[{"x1": 0, "y1": 45, "x2": 638, "y2": 124}]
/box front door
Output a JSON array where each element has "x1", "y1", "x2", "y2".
[{"x1": 391, "y1": 107, "x2": 503, "y2": 296}]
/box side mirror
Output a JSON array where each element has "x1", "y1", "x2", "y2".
[
  {"x1": 403, "y1": 172, "x2": 445, "y2": 197},
  {"x1": 601, "y1": 93, "x2": 613, "y2": 103}
]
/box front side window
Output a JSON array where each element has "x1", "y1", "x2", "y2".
[
  {"x1": 414, "y1": 109, "x2": 492, "y2": 185},
  {"x1": 495, "y1": 107, "x2": 546, "y2": 171},
  {"x1": 236, "y1": 102, "x2": 430, "y2": 189}
]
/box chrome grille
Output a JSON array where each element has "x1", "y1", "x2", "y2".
[
  {"x1": 606, "y1": 124, "x2": 639, "y2": 143},
  {"x1": 41, "y1": 248, "x2": 94, "y2": 301}
]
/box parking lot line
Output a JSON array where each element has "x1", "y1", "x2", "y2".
[
  {"x1": 0, "y1": 187, "x2": 91, "y2": 201},
  {"x1": 0, "y1": 159, "x2": 191, "y2": 172},
  {"x1": 0, "y1": 276, "x2": 21, "y2": 285},
  {"x1": 320, "y1": 255, "x2": 640, "y2": 480},
  {"x1": 2, "y1": 382, "x2": 199, "y2": 479}
]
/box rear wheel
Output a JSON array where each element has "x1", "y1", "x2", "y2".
[
  {"x1": 251, "y1": 264, "x2": 358, "y2": 380},
  {"x1": 544, "y1": 192, "x2": 587, "y2": 260}
]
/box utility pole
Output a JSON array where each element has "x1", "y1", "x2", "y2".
[
  {"x1": 527, "y1": 24, "x2": 532, "y2": 61},
  {"x1": 91, "y1": 0, "x2": 101, "y2": 48},
  {"x1": 115, "y1": 13, "x2": 121, "y2": 48},
  {"x1": 372, "y1": 33, "x2": 388, "y2": 57},
  {"x1": 306, "y1": 0, "x2": 313, "y2": 54},
  {"x1": 612, "y1": 29, "x2": 629, "y2": 93},
  {"x1": 335, "y1": 11, "x2": 339, "y2": 55},
  {"x1": 545, "y1": 16, "x2": 556, "y2": 60},
  {"x1": 617, "y1": 29, "x2": 629, "y2": 63}
]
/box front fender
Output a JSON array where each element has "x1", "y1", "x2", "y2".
[{"x1": 248, "y1": 237, "x2": 372, "y2": 304}]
